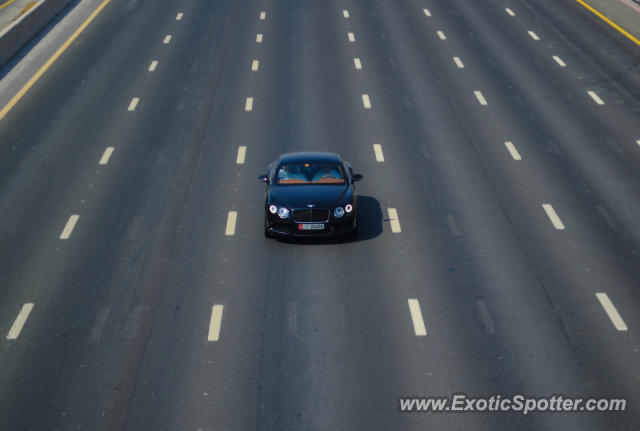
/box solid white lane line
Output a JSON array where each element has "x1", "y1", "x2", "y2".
[
  {"x1": 407, "y1": 299, "x2": 427, "y2": 336},
  {"x1": 245, "y1": 97, "x2": 254, "y2": 111},
  {"x1": 437, "y1": 30, "x2": 446, "y2": 40},
  {"x1": 60, "y1": 215, "x2": 80, "y2": 239},
  {"x1": 453, "y1": 56, "x2": 464, "y2": 68},
  {"x1": 505, "y1": 7, "x2": 515, "y2": 16},
  {"x1": 423, "y1": 8, "x2": 431, "y2": 17},
  {"x1": 474, "y1": 90, "x2": 487, "y2": 105},
  {"x1": 128, "y1": 97, "x2": 140, "y2": 111},
  {"x1": 528, "y1": 30, "x2": 540, "y2": 40},
  {"x1": 236, "y1": 146, "x2": 246, "y2": 164},
  {"x1": 552, "y1": 56, "x2": 566, "y2": 67},
  {"x1": 348, "y1": 32, "x2": 355, "y2": 42},
  {"x1": 542, "y1": 204, "x2": 565, "y2": 230},
  {"x1": 504, "y1": 141, "x2": 522, "y2": 160},
  {"x1": 148, "y1": 60, "x2": 158, "y2": 71},
  {"x1": 251, "y1": 59, "x2": 259, "y2": 71},
  {"x1": 587, "y1": 90, "x2": 604, "y2": 105},
  {"x1": 373, "y1": 144, "x2": 384, "y2": 162},
  {"x1": 362, "y1": 94, "x2": 371, "y2": 109},
  {"x1": 6, "y1": 303, "x2": 34, "y2": 340},
  {"x1": 225, "y1": 211, "x2": 237, "y2": 236},
  {"x1": 176, "y1": 12, "x2": 183, "y2": 20},
  {"x1": 596, "y1": 293, "x2": 628, "y2": 331},
  {"x1": 343, "y1": 9, "x2": 349, "y2": 18},
  {"x1": 388, "y1": 208, "x2": 401, "y2": 233},
  {"x1": 163, "y1": 34, "x2": 172, "y2": 44},
  {"x1": 99, "y1": 147, "x2": 114, "y2": 165},
  {"x1": 259, "y1": 11, "x2": 266, "y2": 20},
  {"x1": 256, "y1": 33, "x2": 263, "y2": 43},
  {"x1": 354, "y1": 58, "x2": 362, "y2": 69},
  {"x1": 208, "y1": 305, "x2": 224, "y2": 341}
]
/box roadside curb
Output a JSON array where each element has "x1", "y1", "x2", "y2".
[
  {"x1": 573, "y1": 0, "x2": 640, "y2": 47},
  {"x1": 0, "y1": 0, "x2": 74, "y2": 68}
]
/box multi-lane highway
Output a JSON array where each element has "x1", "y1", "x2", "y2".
[{"x1": 0, "y1": 0, "x2": 639, "y2": 429}]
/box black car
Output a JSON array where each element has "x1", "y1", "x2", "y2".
[{"x1": 258, "y1": 152, "x2": 363, "y2": 238}]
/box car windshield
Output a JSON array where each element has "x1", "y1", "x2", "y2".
[{"x1": 276, "y1": 162, "x2": 345, "y2": 185}]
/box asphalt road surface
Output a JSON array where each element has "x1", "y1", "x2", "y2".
[{"x1": 0, "y1": 0, "x2": 639, "y2": 429}]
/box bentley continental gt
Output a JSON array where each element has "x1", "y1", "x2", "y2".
[{"x1": 258, "y1": 152, "x2": 363, "y2": 238}]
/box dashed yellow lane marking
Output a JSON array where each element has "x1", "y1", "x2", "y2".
[
  {"x1": 587, "y1": 90, "x2": 604, "y2": 105},
  {"x1": 99, "y1": 147, "x2": 114, "y2": 165},
  {"x1": 388, "y1": 208, "x2": 401, "y2": 233},
  {"x1": 6, "y1": 303, "x2": 34, "y2": 340},
  {"x1": 225, "y1": 211, "x2": 237, "y2": 235},
  {"x1": 60, "y1": 214, "x2": 80, "y2": 239},
  {"x1": 407, "y1": 299, "x2": 426, "y2": 336},
  {"x1": 362, "y1": 94, "x2": 371, "y2": 109},
  {"x1": 236, "y1": 146, "x2": 246, "y2": 164},
  {"x1": 552, "y1": 56, "x2": 566, "y2": 67},
  {"x1": 208, "y1": 305, "x2": 224, "y2": 341},
  {"x1": 596, "y1": 293, "x2": 628, "y2": 331}
]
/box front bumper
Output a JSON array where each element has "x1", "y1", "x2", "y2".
[{"x1": 266, "y1": 213, "x2": 356, "y2": 237}]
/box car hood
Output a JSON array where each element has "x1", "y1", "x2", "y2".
[{"x1": 270, "y1": 184, "x2": 351, "y2": 209}]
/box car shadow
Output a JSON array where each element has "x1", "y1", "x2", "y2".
[{"x1": 276, "y1": 195, "x2": 383, "y2": 244}]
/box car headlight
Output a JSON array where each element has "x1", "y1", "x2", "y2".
[
  {"x1": 277, "y1": 207, "x2": 290, "y2": 219},
  {"x1": 334, "y1": 207, "x2": 345, "y2": 218},
  {"x1": 345, "y1": 204, "x2": 353, "y2": 213},
  {"x1": 269, "y1": 205, "x2": 278, "y2": 214}
]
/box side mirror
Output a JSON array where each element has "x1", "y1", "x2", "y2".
[
  {"x1": 258, "y1": 175, "x2": 269, "y2": 183},
  {"x1": 352, "y1": 173, "x2": 363, "y2": 182}
]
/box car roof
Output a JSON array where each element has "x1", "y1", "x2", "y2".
[{"x1": 277, "y1": 152, "x2": 343, "y2": 164}]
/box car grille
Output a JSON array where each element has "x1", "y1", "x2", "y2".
[{"x1": 293, "y1": 209, "x2": 330, "y2": 222}]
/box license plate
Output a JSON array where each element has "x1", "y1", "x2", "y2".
[{"x1": 298, "y1": 223, "x2": 324, "y2": 230}]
